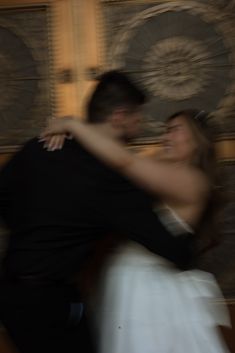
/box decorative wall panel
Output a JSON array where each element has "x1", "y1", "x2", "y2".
[
  {"x1": 199, "y1": 161, "x2": 235, "y2": 298},
  {"x1": 0, "y1": 5, "x2": 52, "y2": 148},
  {"x1": 101, "y1": 0, "x2": 235, "y2": 140}
]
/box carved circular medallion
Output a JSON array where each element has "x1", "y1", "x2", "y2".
[{"x1": 142, "y1": 36, "x2": 212, "y2": 100}]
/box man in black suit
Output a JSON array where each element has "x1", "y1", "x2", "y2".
[{"x1": 0, "y1": 71, "x2": 193, "y2": 353}]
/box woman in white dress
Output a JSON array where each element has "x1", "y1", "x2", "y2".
[{"x1": 41, "y1": 109, "x2": 231, "y2": 353}]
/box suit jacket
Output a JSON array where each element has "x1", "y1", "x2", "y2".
[{"x1": 0, "y1": 138, "x2": 194, "y2": 281}]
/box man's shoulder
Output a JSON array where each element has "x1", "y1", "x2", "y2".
[
  {"x1": 18, "y1": 137, "x2": 83, "y2": 156},
  {"x1": 17, "y1": 137, "x2": 44, "y2": 154},
  {"x1": 17, "y1": 137, "x2": 110, "y2": 170}
]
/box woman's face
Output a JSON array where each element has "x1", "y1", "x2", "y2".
[{"x1": 162, "y1": 115, "x2": 198, "y2": 163}]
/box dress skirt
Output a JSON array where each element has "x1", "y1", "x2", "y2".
[{"x1": 93, "y1": 242, "x2": 231, "y2": 353}]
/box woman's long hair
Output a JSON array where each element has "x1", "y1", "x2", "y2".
[{"x1": 166, "y1": 109, "x2": 224, "y2": 256}]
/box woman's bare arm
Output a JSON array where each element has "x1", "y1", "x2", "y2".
[{"x1": 41, "y1": 118, "x2": 209, "y2": 205}]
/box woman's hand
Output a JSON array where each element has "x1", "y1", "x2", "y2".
[
  {"x1": 39, "y1": 117, "x2": 76, "y2": 151},
  {"x1": 39, "y1": 133, "x2": 68, "y2": 151}
]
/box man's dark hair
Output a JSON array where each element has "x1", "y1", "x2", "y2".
[{"x1": 87, "y1": 70, "x2": 146, "y2": 123}]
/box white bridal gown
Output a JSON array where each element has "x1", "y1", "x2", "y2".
[{"x1": 93, "y1": 206, "x2": 231, "y2": 353}]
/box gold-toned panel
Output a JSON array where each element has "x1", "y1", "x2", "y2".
[{"x1": 216, "y1": 140, "x2": 235, "y2": 161}]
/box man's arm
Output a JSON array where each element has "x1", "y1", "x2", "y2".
[
  {"x1": 94, "y1": 185, "x2": 195, "y2": 270},
  {"x1": 0, "y1": 155, "x2": 17, "y2": 225},
  {"x1": 0, "y1": 139, "x2": 36, "y2": 225}
]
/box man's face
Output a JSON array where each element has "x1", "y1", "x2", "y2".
[{"x1": 121, "y1": 107, "x2": 143, "y2": 140}]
